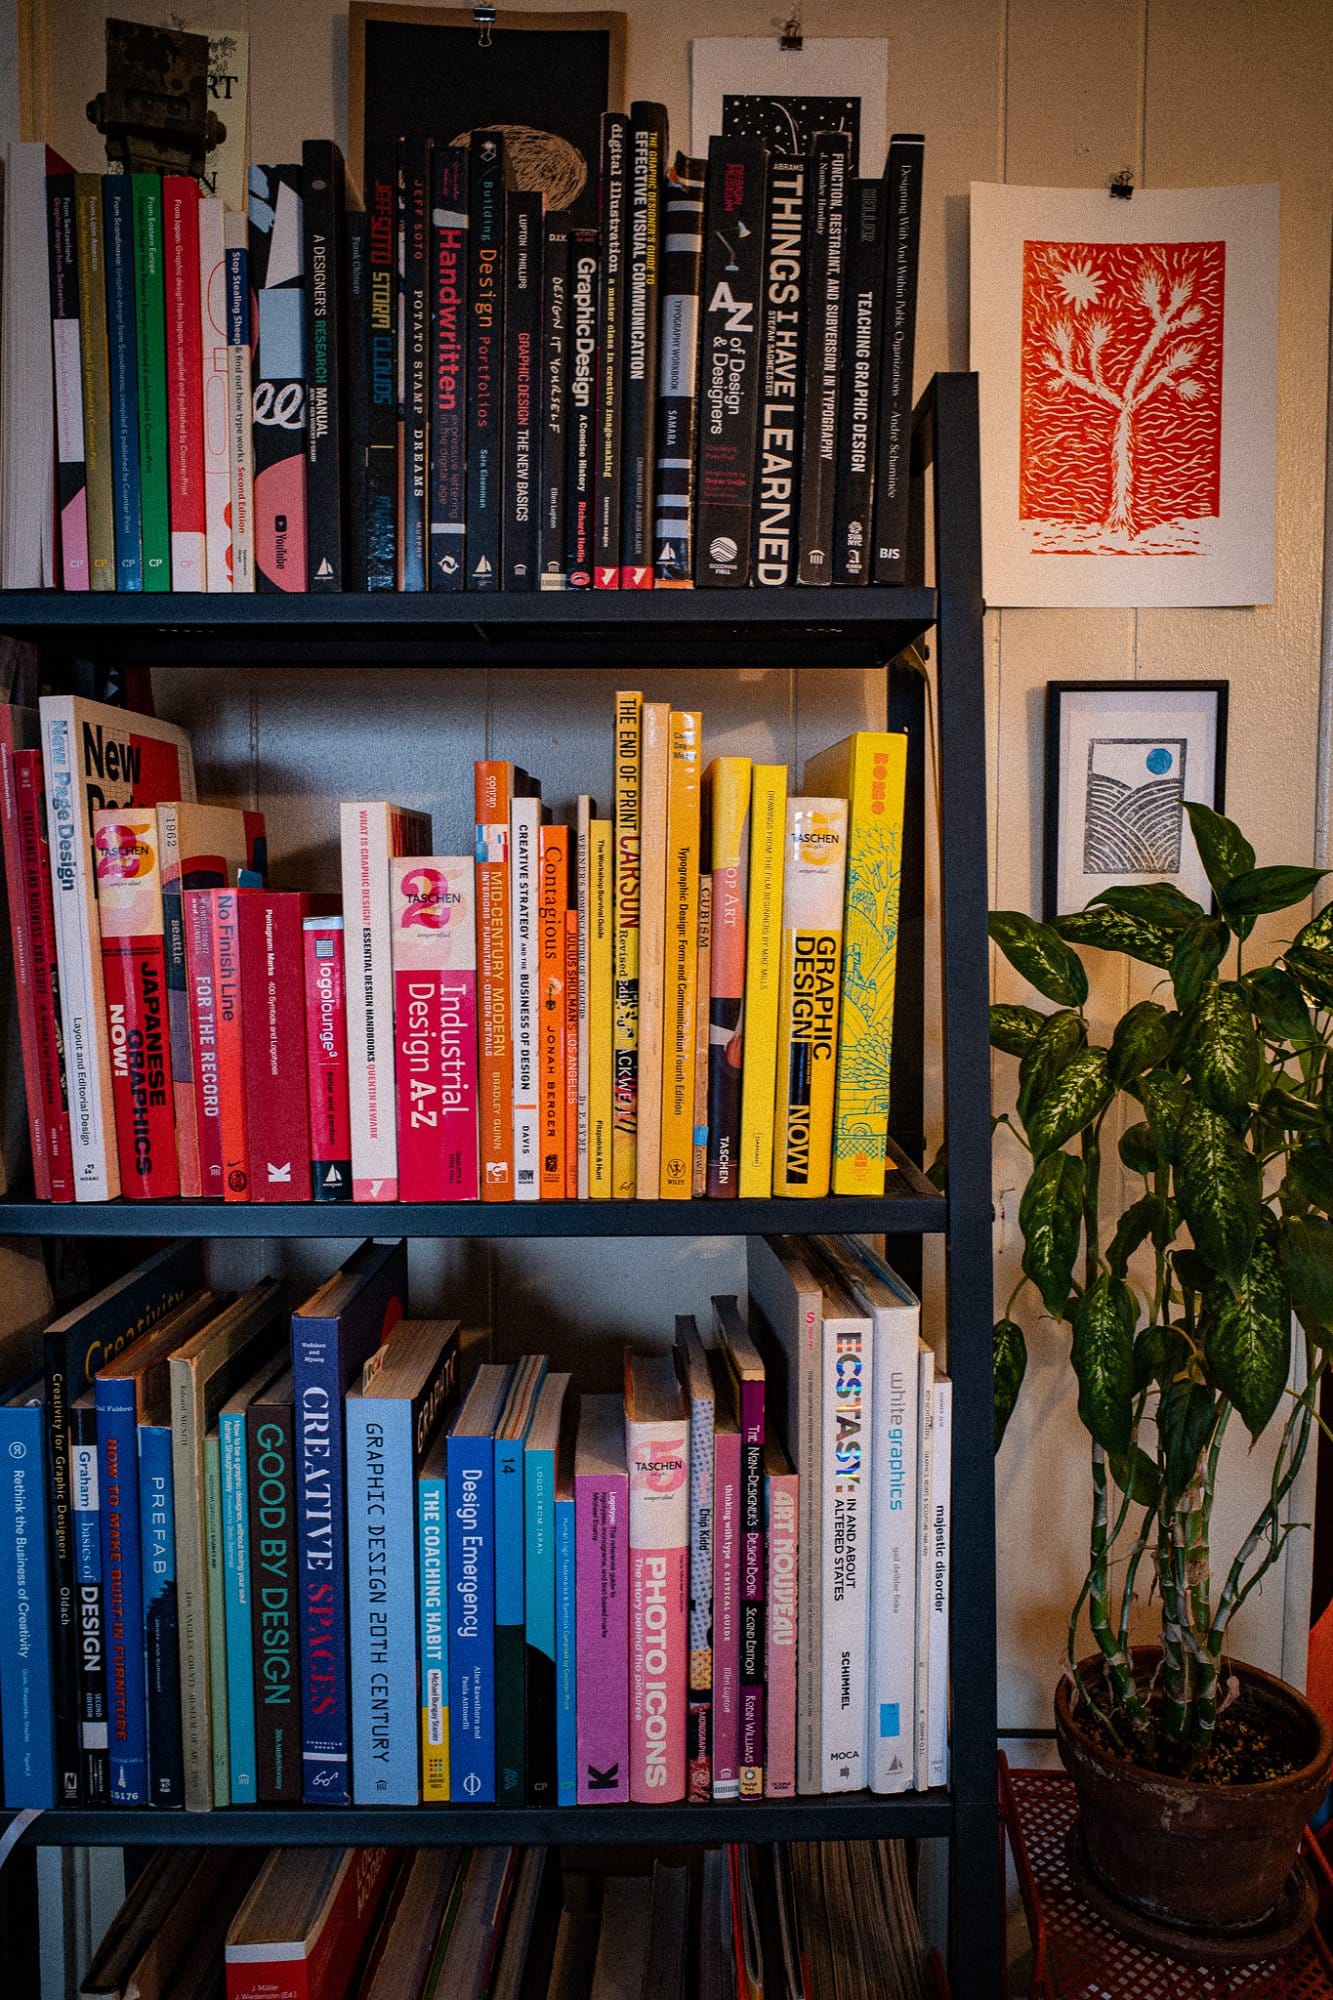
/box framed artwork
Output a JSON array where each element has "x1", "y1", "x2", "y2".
[
  {"x1": 689, "y1": 37, "x2": 887, "y2": 167},
  {"x1": 1043, "y1": 680, "x2": 1229, "y2": 920},
  {"x1": 349, "y1": 5, "x2": 626, "y2": 230},
  {"x1": 971, "y1": 182, "x2": 1279, "y2": 608}
]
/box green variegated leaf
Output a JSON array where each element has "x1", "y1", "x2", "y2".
[
  {"x1": 1287, "y1": 1150, "x2": 1333, "y2": 1215},
  {"x1": 1133, "y1": 1323, "x2": 1190, "y2": 1393},
  {"x1": 1292, "y1": 904, "x2": 1333, "y2": 956},
  {"x1": 1027, "y1": 1046, "x2": 1113, "y2": 1161},
  {"x1": 1018, "y1": 1150, "x2": 1084, "y2": 1316},
  {"x1": 1204, "y1": 1225, "x2": 1290, "y2": 1439},
  {"x1": 1178, "y1": 981, "x2": 1262, "y2": 1127},
  {"x1": 1140, "y1": 1069, "x2": 1188, "y2": 1165},
  {"x1": 1260, "y1": 1086, "x2": 1327, "y2": 1136},
  {"x1": 1282, "y1": 1215, "x2": 1333, "y2": 1342},
  {"x1": 1221, "y1": 865, "x2": 1327, "y2": 922},
  {"x1": 1174, "y1": 1097, "x2": 1261, "y2": 1288},
  {"x1": 1017, "y1": 1010, "x2": 1086, "y2": 1130},
  {"x1": 1245, "y1": 966, "x2": 1313, "y2": 1044},
  {"x1": 990, "y1": 1003, "x2": 1046, "y2": 1057},
  {"x1": 1172, "y1": 1247, "x2": 1213, "y2": 1299},
  {"x1": 1090, "y1": 883, "x2": 1205, "y2": 933},
  {"x1": 1157, "y1": 1376, "x2": 1219, "y2": 1504},
  {"x1": 1107, "y1": 1001, "x2": 1175, "y2": 1090},
  {"x1": 989, "y1": 911, "x2": 1088, "y2": 1007},
  {"x1": 1119, "y1": 1121, "x2": 1160, "y2": 1177},
  {"x1": 1053, "y1": 906, "x2": 1175, "y2": 969},
  {"x1": 1184, "y1": 801, "x2": 1255, "y2": 895},
  {"x1": 993, "y1": 1319, "x2": 1028, "y2": 1451},
  {"x1": 1107, "y1": 1195, "x2": 1175, "y2": 1279},
  {"x1": 1171, "y1": 915, "x2": 1230, "y2": 1009},
  {"x1": 1071, "y1": 1275, "x2": 1136, "y2": 1457},
  {"x1": 1284, "y1": 947, "x2": 1333, "y2": 1010},
  {"x1": 1108, "y1": 1445, "x2": 1161, "y2": 1506}
]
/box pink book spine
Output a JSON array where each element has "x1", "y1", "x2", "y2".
[
  {"x1": 711, "y1": 1426, "x2": 741, "y2": 1800},
  {"x1": 390, "y1": 857, "x2": 479, "y2": 1201},
  {"x1": 183, "y1": 889, "x2": 224, "y2": 1196},
  {"x1": 765, "y1": 1466, "x2": 798, "y2": 1798},
  {"x1": 627, "y1": 1417, "x2": 690, "y2": 1803},
  {"x1": 575, "y1": 1463, "x2": 629, "y2": 1803}
]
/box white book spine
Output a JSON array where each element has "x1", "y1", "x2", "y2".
[
  {"x1": 914, "y1": 1350, "x2": 936, "y2": 1789},
  {"x1": 927, "y1": 1378, "x2": 952, "y2": 1789},
  {"x1": 198, "y1": 197, "x2": 232, "y2": 592},
  {"x1": 819, "y1": 1307, "x2": 872, "y2": 1791},
  {"x1": 341, "y1": 804, "x2": 400, "y2": 1201},
  {"x1": 223, "y1": 212, "x2": 255, "y2": 592},
  {"x1": 576, "y1": 797, "x2": 592, "y2": 1199},
  {"x1": 510, "y1": 797, "x2": 541, "y2": 1200},
  {"x1": 2, "y1": 145, "x2": 57, "y2": 587},
  {"x1": 869, "y1": 1325, "x2": 921, "y2": 1794}
]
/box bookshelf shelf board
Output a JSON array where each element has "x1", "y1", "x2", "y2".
[{"x1": 3, "y1": 1792, "x2": 953, "y2": 1849}]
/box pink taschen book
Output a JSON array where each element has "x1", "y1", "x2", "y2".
[
  {"x1": 576, "y1": 1393, "x2": 629, "y2": 1804},
  {"x1": 625, "y1": 1348, "x2": 690, "y2": 1803},
  {"x1": 764, "y1": 1434, "x2": 799, "y2": 1799},
  {"x1": 389, "y1": 855, "x2": 480, "y2": 1200}
]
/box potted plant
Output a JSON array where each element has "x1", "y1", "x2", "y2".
[{"x1": 989, "y1": 801, "x2": 1333, "y2": 1952}]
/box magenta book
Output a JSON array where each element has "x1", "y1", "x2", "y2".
[
  {"x1": 575, "y1": 1394, "x2": 630, "y2": 1804},
  {"x1": 625, "y1": 1350, "x2": 690, "y2": 1804},
  {"x1": 390, "y1": 856, "x2": 480, "y2": 1200},
  {"x1": 765, "y1": 1440, "x2": 798, "y2": 1799},
  {"x1": 711, "y1": 1356, "x2": 742, "y2": 1801}
]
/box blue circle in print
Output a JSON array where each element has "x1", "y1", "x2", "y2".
[{"x1": 1145, "y1": 746, "x2": 1174, "y2": 775}]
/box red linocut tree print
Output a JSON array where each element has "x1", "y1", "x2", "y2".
[{"x1": 1019, "y1": 239, "x2": 1225, "y2": 555}]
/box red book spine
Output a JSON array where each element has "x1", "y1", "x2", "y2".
[
  {"x1": 94, "y1": 810, "x2": 179, "y2": 1200},
  {"x1": 538, "y1": 826, "x2": 568, "y2": 1200},
  {"x1": 2, "y1": 742, "x2": 73, "y2": 1198},
  {"x1": 183, "y1": 888, "x2": 225, "y2": 1197},
  {"x1": 303, "y1": 916, "x2": 352, "y2": 1202},
  {"x1": 211, "y1": 888, "x2": 250, "y2": 1200},
  {"x1": 239, "y1": 891, "x2": 312, "y2": 1202},
  {"x1": 564, "y1": 906, "x2": 578, "y2": 1200},
  {"x1": 163, "y1": 176, "x2": 206, "y2": 590}
]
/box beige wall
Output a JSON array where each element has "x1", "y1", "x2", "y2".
[{"x1": 41, "y1": 0, "x2": 1333, "y2": 1728}]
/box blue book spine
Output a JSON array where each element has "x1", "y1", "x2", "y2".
[
  {"x1": 0, "y1": 1399, "x2": 56, "y2": 1807},
  {"x1": 138, "y1": 1423, "x2": 183, "y2": 1808},
  {"x1": 102, "y1": 176, "x2": 143, "y2": 592},
  {"x1": 555, "y1": 1484, "x2": 577, "y2": 1807},
  {"x1": 447, "y1": 1432, "x2": 495, "y2": 1800},
  {"x1": 95, "y1": 1379, "x2": 147, "y2": 1805},
  {"x1": 220, "y1": 1407, "x2": 257, "y2": 1804},
  {"x1": 70, "y1": 1408, "x2": 108, "y2": 1803},
  {"x1": 418, "y1": 1468, "x2": 449, "y2": 1800},
  {"x1": 349, "y1": 1399, "x2": 419, "y2": 1804}
]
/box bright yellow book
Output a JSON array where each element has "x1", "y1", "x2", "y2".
[
  {"x1": 589, "y1": 817, "x2": 614, "y2": 1198},
  {"x1": 612, "y1": 691, "x2": 642, "y2": 1197},
  {"x1": 660, "y1": 710, "x2": 702, "y2": 1198},
  {"x1": 773, "y1": 798, "x2": 848, "y2": 1198},
  {"x1": 803, "y1": 731, "x2": 908, "y2": 1195},
  {"x1": 737, "y1": 763, "x2": 789, "y2": 1198},
  {"x1": 635, "y1": 701, "x2": 671, "y2": 1199}
]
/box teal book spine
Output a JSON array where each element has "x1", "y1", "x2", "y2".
[
  {"x1": 131, "y1": 173, "x2": 170, "y2": 589},
  {"x1": 220, "y1": 1406, "x2": 257, "y2": 1803},
  {"x1": 522, "y1": 1438, "x2": 556, "y2": 1803},
  {"x1": 418, "y1": 1465, "x2": 449, "y2": 1800},
  {"x1": 204, "y1": 1433, "x2": 230, "y2": 1807},
  {"x1": 555, "y1": 1480, "x2": 577, "y2": 1806},
  {"x1": 493, "y1": 1433, "x2": 526, "y2": 1801}
]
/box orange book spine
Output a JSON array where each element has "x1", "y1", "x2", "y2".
[
  {"x1": 475, "y1": 761, "x2": 516, "y2": 1200},
  {"x1": 538, "y1": 825, "x2": 569, "y2": 1199},
  {"x1": 210, "y1": 886, "x2": 250, "y2": 1200},
  {"x1": 564, "y1": 907, "x2": 579, "y2": 1199}
]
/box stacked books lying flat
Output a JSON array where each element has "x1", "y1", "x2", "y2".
[
  {"x1": 0, "y1": 119, "x2": 923, "y2": 593},
  {"x1": 0, "y1": 1232, "x2": 950, "y2": 1812},
  {"x1": 80, "y1": 1837, "x2": 937, "y2": 2000},
  {"x1": 2, "y1": 690, "x2": 908, "y2": 1205}
]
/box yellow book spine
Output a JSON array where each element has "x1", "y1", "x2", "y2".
[
  {"x1": 772, "y1": 798, "x2": 848, "y2": 1198},
  {"x1": 635, "y1": 701, "x2": 671, "y2": 1199},
  {"x1": 612, "y1": 691, "x2": 642, "y2": 1197},
  {"x1": 589, "y1": 818, "x2": 614, "y2": 1198},
  {"x1": 660, "y1": 710, "x2": 702, "y2": 1198},
  {"x1": 737, "y1": 764, "x2": 789, "y2": 1198}
]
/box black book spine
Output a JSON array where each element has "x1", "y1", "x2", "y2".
[
  {"x1": 653, "y1": 152, "x2": 706, "y2": 586},
  {"x1": 365, "y1": 143, "x2": 398, "y2": 591},
  {"x1": 345, "y1": 210, "x2": 369, "y2": 591},
  {"x1": 796, "y1": 132, "x2": 851, "y2": 585},
  {"x1": 428, "y1": 144, "x2": 469, "y2": 592},
  {"x1": 752, "y1": 155, "x2": 806, "y2": 588},
  {"x1": 502, "y1": 188, "x2": 541, "y2": 590},
  {"x1": 249, "y1": 1388, "x2": 302, "y2": 1803},
  {"x1": 594, "y1": 111, "x2": 627, "y2": 590},
  {"x1": 564, "y1": 231, "x2": 599, "y2": 590},
  {"x1": 248, "y1": 164, "x2": 307, "y2": 593},
  {"x1": 46, "y1": 172, "x2": 87, "y2": 596},
  {"x1": 71, "y1": 1398, "x2": 108, "y2": 1805},
  {"x1": 44, "y1": 1339, "x2": 81, "y2": 1804},
  {"x1": 695, "y1": 135, "x2": 769, "y2": 588},
  {"x1": 831, "y1": 177, "x2": 886, "y2": 585},
  {"x1": 871, "y1": 133, "x2": 924, "y2": 585},
  {"x1": 467, "y1": 130, "x2": 506, "y2": 591},
  {"x1": 539, "y1": 211, "x2": 570, "y2": 589},
  {"x1": 302, "y1": 139, "x2": 347, "y2": 591},
  {"x1": 145, "y1": 1443, "x2": 184, "y2": 1808},
  {"x1": 620, "y1": 102, "x2": 666, "y2": 589},
  {"x1": 399, "y1": 142, "x2": 429, "y2": 591}
]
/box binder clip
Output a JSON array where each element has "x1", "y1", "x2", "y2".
[
  {"x1": 1109, "y1": 167, "x2": 1135, "y2": 200},
  {"x1": 474, "y1": 0, "x2": 496, "y2": 47},
  {"x1": 773, "y1": 12, "x2": 803, "y2": 50}
]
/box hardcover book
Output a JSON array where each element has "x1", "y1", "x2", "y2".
[
  {"x1": 928, "y1": 1374, "x2": 952, "y2": 1789},
  {"x1": 538, "y1": 826, "x2": 570, "y2": 1199},
  {"x1": 398, "y1": 140, "x2": 429, "y2": 592},
  {"x1": 225, "y1": 1847, "x2": 396, "y2": 2000},
  {"x1": 612, "y1": 690, "x2": 642, "y2": 1196},
  {"x1": 474, "y1": 761, "x2": 526, "y2": 1201},
  {"x1": 509, "y1": 793, "x2": 543, "y2": 1201},
  {"x1": 620, "y1": 102, "x2": 667, "y2": 588},
  {"x1": 764, "y1": 1435, "x2": 799, "y2": 1798},
  {"x1": 93, "y1": 807, "x2": 179, "y2": 1199},
  {"x1": 364, "y1": 142, "x2": 398, "y2": 590},
  {"x1": 73, "y1": 173, "x2": 115, "y2": 591},
  {"x1": 208, "y1": 887, "x2": 251, "y2": 1201},
  {"x1": 752, "y1": 156, "x2": 806, "y2": 587},
  {"x1": 163, "y1": 175, "x2": 206, "y2": 591},
  {"x1": 198, "y1": 195, "x2": 232, "y2": 591},
  {"x1": 576, "y1": 796, "x2": 594, "y2": 1195},
  {"x1": 245, "y1": 1366, "x2": 301, "y2": 1803},
  {"x1": 447, "y1": 1361, "x2": 512, "y2": 1803},
  {"x1": 223, "y1": 212, "x2": 256, "y2": 591},
  {"x1": 71, "y1": 1393, "x2": 107, "y2": 1801},
  {"x1": 428, "y1": 143, "x2": 468, "y2": 591},
  {"x1": 653, "y1": 152, "x2": 706, "y2": 584},
  {"x1": 703, "y1": 757, "x2": 751, "y2": 1197},
  {"x1": 503, "y1": 188, "x2": 542, "y2": 590},
  {"x1": 239, "y1": 891, "x2": 318, "y2": 1202},
  {"x1": 0, "y1": 1372, "x2": 56, "y2": 1808},
  {"x1": 575, "y1": 1392, "x2": 629, "y2": 1804},
  {"x1": 302, "y1": 915, "x2": 352, "y2": 1202},
  {"x1": 219, "y1": 1353, "x2": 290, "y2": 1806},
  {"x1": 494, "y1": 1355, "x2": 548, "y2": 1802},
  {"x1": 831, "y1": 178, "x2": 886, "y2": 584},
  {"x1": 736, "y1": 764, "x2": 788, "y2": 1200},
  {"x1": 594, "y1": 112, "x2": 628, "y2": 590},
  {"x1": 659, "y1": 710, "x2": 702, "y2": 1198},
  {"x1": 797, "y1": 132, "x2": 851, "y2": 585},
  {"x1": 417, "y1": 1434, "x2": 449, "y2": 1801},
  {"x1": 871, "y1": 134, "x2": 924, "y2": 585},
  {"x1": 389, "y1": 855, "x2": 479, "y2": 1201},
  {"x1": 466, "y1": 130, "x2": 507, "y2": 591},
  {"x1": 714, "y1": 1296, "x2": 767, "y2": 1796},
  {"x1": 773, "y1": 798, "x2": 849, "y2": 1198},
  {"x1": 587, "y1": 815, "x2": 614, "y2": 1197},
  {"x1": 0, "y1": 706, "x2": 73, "y2": 1202},
  {"x1": 635, "y1": 701, "x2": 670, "y2": 1199},
  {"x1": 555, "y1": 1400, "x2": 578, "y2": 1805},
  {"x1": 302, "y1": 139, "x2": 349, "y2": 591},
  {"x1": 696, "y1": 136, "x2": 768, "y2": 587},
  {"x1": 130, "y1": 173, "x2": 170, "y2": 589},
  {"x1": 625, "y1": 1348, "x2": 689, "y2": 1802},
  {"x1": 674, "y1": 1318, "x2": 714, "y2": 1803},
  {"x1": 102, "y1": 176, "x2": 142, "y2": 592},
  {"x1": 709, "y1": 1353, "x2": 740, "y2": 1800},
  {"x1": 45, "y1": 172, "x2": 88, "y2": 590},
  {"x1": 523, "y1": 1368, "x2": 569, "y2": 1804},
  {"x1": 248, "y1": 163, "x2": 308, "y2": 592},
  {"x1": 564, "y1": 229, "x2": 599, "y2": 588},
  {"x1": 539, "y1": 210, "x2": 570, "y2": 589},
  {"x1": 345, "y1": 208, "x2": 370, "y2": 591},
  {"x1": 816, "y1": 1272, "x2": 874, "y2": 1790},
  {"x1": 693, "y1": 875, "x2": 711, "y2": 1196}
]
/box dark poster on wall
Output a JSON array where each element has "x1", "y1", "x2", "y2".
[{"x1": 722, "y1": 94, "x2": 860, "y2": 171}]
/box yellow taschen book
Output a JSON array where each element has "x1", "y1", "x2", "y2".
[
  {"x1": 738, "y1": 763, "x2": 789, "y2": 1199},
  {"x1": 773, "y1": 797, "x2": 849, "y2": 1198},
  {"x1": 635, "y1": 701, "x2": 672, "y2": 1199},
  {"x1": 660, "y1": 710, "x2": 702, "y2": 1198},
  {"x1": 612, "y1": 691, "x2": 642, "y2": 1197},
  {"x1": 803, "y1": 731, "x2": 908, "y2": 1196},
  {"x1": 589, "y1": 817, "x2": 614, "y2": 1197}
]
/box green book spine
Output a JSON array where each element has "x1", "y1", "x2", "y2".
[
  {"x1": 204, "y1": 1430, "x2": 231, "y2": 1807},
  {"x1": 131, "y1": 175, "x2": 170, "y2": 590},
  {"x1": 74, "y1": 174, "x2": 115, "y2": 591}
]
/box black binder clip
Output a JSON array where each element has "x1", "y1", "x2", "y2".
[
  {"x1": 1109, "y1": 167, "x2": 1134, "y2": 200},
  {"x1": 474, "y1": 1, "x2": 496, "y2": 47},
  {"x1": 774, "y1": 12, "x2": 803, "y2": 50}
]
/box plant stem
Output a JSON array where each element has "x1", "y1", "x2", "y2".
[
  {"x1": 1081, "y1": 1122, "x2": 1103, "y2": 1290},
  {"x1": 1080, "y1": 1445, "x2": 1153, "y2": 1739}
]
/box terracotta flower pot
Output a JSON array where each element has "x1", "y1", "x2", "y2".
[{"x1": 1054, "y1": 1648, "x2": 1333, "y2": 1940}]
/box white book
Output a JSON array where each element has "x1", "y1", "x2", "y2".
[
  {"x1": 927, "y1": 1375, "x2": 952, "y2": 1789},
  {"x1": 510, "y1": 795, "x2": 542, "y2": 1200},
  {"x1": 817, "y1": 1275, "x2": 873, "y2": 1792},
  {"x1": 1, "y1": 143, "x2": 58, "y2": 587},
  {"x1": 223, "y1": 212, "x2": 255, "y2": 592},
  {"x1": 576, "y1": 794, "x2": 593, "y2": 1199},
  {"x1": 198, "y1": 197, "x2": 232, "y2": 592},
  {"x1": 914, "y1": 1344, "x2": 936, "y2": 1788}
]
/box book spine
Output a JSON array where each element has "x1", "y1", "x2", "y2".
[
  {"x1": 797, "y1": 134, "x2": 850, "y2": 585},
  {"x1": 418, "y1": 1467, "x2": 449, "y2": 1800},
  {"x1": 870, "y1": 1327, "x2": 917, "y2": 1795},
  {"x1": 183, "y1": 888, "x2": 225, "y2": 1197},
  {"x1": 428, "y1": 145, "x2": 468, "y2": 591},
  {"x1": 653, "y1": 153, "x2": 705, "y2": 584},
  {"x1": 765, "y1": 1464, "x2": 798, "y2": 1799},
  {"x1": 685, "y1": 1381, "x2": 714, "y2": 1804},
  {"x1": 660, "y1": 711, "x2": 701, "y2": 1197},
  {"x1": 503, "y1": 189, "x2": 541, "y2": 589},
  {"x1": 239, "y1": 894, "x2": 313, "y2": 1203},
  {"x1": 46, "y1": 173, "x2": 89, "y2": 590},
  {"x1": 4, "y1": 746, "x2": 73, "y2": 1199},
  {"x1": 774, "y1": 802, "x2": 848, "y2": 1197},
  {"x1": 349, "y1": 1401, "x2": 409, "y2": 1802},
  {"x1": 695, "y1": 137, "x2": 768, "y2": 587},
  {"x1": 711, "y1": 1424, "x2": 741, "y2": 1800},
  {"x1": 0, "y1": 1403, "x2": 57, "y2": 1807},
  {"x1": 555, "y1": 1479, "x2": 577, "y2": 1805},
  {"x1": 635, "y1": 703, "x2": 669, "y2": 1198},
  {"x1": 737, "y1": 1375, "x2": 766, "y2": 1798},
  {"x1": 303, "y1": 916, "x2": 352, "y2": 1201},
  {"x1": 575, "y1": 1464, "x2": 629, "y2": 1802},
  {"x1": 248, "y1": 1395, "x2": 301, "y2": 1803},
  {"x1": 224, "y1": 218, "x2": 256, "y2": 591},
  {"x1": 834, "y1": 734, "x2": 907, "y2": 1195},
  {"x1": 627, "y1": 1416, "x2": 689, "y2": 1802},
  {"x1": 913, "y1": 1361, "x2": 934, "y2": 1790},
  {"x1": 96, "y1": 1379, "x2": 147, "y2": 1803},
  {"x1": 475, "y1": 762, "x2": 515, "y2": 1201},
  {"x1": 737, "y1": 765, "x2": 787, "y2": 1198},
  {"x1": 303, "y1": 140, "x2": 347, "y2": 591},
  {"x1": 871, "y1": 136, "x2": 924, "y2": 585},
  {"x1": 448, "y1": 1434, "x2": 496, "y2": 1801},
  {"x1": 140, "y1": 1421, "x2": 184, "y2": 1806},
  {"x1": 365, "y1": 145, "x2": 398, "y2": 590},
  {"x1": 293, "y1": 1323, "x2": 351, "y2": 1804},
  {"x1": 594, "y1": 113, "x2": 627, "y2": 590},
  {"x1": 163, "y1": 176, "x2": 206, "y2": 590},
  {"x1": 94, "y1": 807, "x2": 179, "y2": 1200},
  {"x1": 620, "y1": 104, "x2": 665, "y2": 587},
  {"x1": 538, "y1": 826, "x2": 569, "y2": 1199},
  {"x1": 40, "y1": 700, "x2": 112, "y2": 1200},
  {"x1": 74, "y1": 175, "x2": 115, "y2": 591},
  {"x1": 822, "y1": 1314, "x2": 871, "y2": 1789},
  {"x1": 494, "y1": 1435, "x2": 527, "y2": 1802},
  {"x1": 220, "y1": 1406, "x2": 257, "y2": 1803},
  {"x1": 564, "y1": 908, "x2": 579, "y2": 1199},
  {"x1": 705, "y1": 760, "x2": 750, "y2": 1197},
  {"x1": 466, "y1": 131, "x2": 505, "y2": 591},
  {"x1": 249, "y1": 164, "x2": 308, "y2": 592},
  {"x1": 204, "y1": 1430, "x2": 230, "y2": 1805},
  {"x1": 510, "y1": 796, "x2": 541, "y2": 1201},
  {"x1": 211, "y1": 888, "x2": 250, "y2": 1200},
  {"x1": 131, "y1": 174, "x2": 170, "y2": 590},
  {"x1": 831, "y1": 179, "x2": 885, "y2": 584},
  {"x1": 752, "y1": 157, "x2": 806, "y2": 588},
  {"x1": 341, "y1": 802, "x2": 431, "y2": 1202},
  {"x1": 564, "y1": 232, "x2": 598, "y2": 588},
  {"x1": 612, "y1": 691, "x2": 642, "y2": 1197},
  {"x1": 345, "y1": 210, "x2": 370, "y2": 591},
  {"x1": 576, "y1": 802, "x2": 592, "y2": 1197},
  {"x1": 539, "y1": 211, "x2": 570, "y2": 588},
  {"x1": 523, "y1": 1439, "x2": 556, "y2": 1804},
  {"x1": 102, "y1": 177, "x2": 143, "y2": 592},
  {"x1": 927, "y1": 1380, "x2": 951, "y2": 1790},
  {"x1": 692, "y1": 876, "x2": 711, "y2": 1196},
  {"x1": 71, "y1": 1401, "x2": 108, "y2": 1802},
  {"x1": 399, "y1": 141, "x2": 429, "y2": 591},
  {"x1": 391, "y1": 860, "x2": 480, "y2": 1201},
  {"x1": 198, "y1": 196, "x2": 232, "y2": 591},
  {"x1": 588, "y1": 818, "x2": 614, "y2": 1198}
]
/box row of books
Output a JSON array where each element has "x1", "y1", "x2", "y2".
[
  {"x1": 0, "y1": 1231, "x2": 951, "y2": 1813},
  {"x1": 2, "y1": 689, "x2": 907, "y2": 1206},
  {"x1": 82, "y1": 1837, "x2": 935, "y2": 2000},
  {"x1": 0, "y1": 117, "x2": 923, "y2": 594}
]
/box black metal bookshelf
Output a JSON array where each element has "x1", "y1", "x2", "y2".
[{"x1": 0, "y1": 375, "x2": 998, "y2": 1993}]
